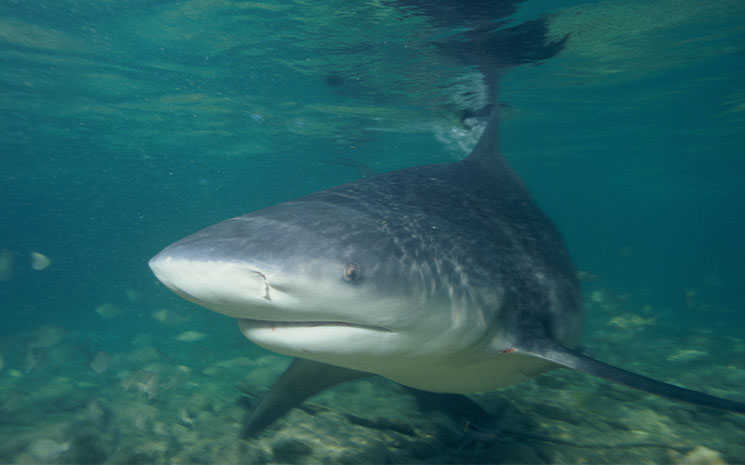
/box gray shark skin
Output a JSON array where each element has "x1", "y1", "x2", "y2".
[{"x1": 149, "y1": 103, "x2": 745, "y2": 436}]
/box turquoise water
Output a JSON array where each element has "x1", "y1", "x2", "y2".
[{"x1": 1, "y1": 0, "x2": 744, "y2": 463}]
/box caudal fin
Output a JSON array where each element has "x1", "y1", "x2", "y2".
[{"x1": 518, "y1": 339, "x2": 745, "y2": 414}]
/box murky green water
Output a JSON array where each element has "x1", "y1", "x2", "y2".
[{"x1": 1, "y1": 0, "x2": 744, "y2": 463}]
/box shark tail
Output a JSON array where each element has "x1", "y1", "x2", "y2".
[{"x1": 518, "y1": 339, "x2": 745, "y2": 414}]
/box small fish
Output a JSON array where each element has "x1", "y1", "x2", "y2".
[
  {"x1": 24, "y1": 347, "x2": 50, "y2": 374},
  {"x1": 136, "y1": 374, "x2": 160, "y2": 399},
  {"x1": 86, "y1": 399, "x2": 106, "y2": 425},
  {"x1": 24, "y1": 349, "x2": 39, "y2": 373},
  {"x1": 29, "y1": 438, "x2": 69, "y2": 461},
  {"x1": 152, "y1": 308, "x2": 190, "y2": 327},
  {"x1": 179, "y1": 406, "x2": 196, "y2": 429},
  {"x1": 89, "y1": 350, "x2": 110, "y2": 373},
  {"x1": 29, "y1": 251, "x2": 51, "y2": 270},
  {"x1": 176, "y1": 331, "x2": 207, "y2": 342},
  {"x1": 576, "y1": 270, "x2": 600, "y2": 282},
  {"x1": 134, "y1": 412, "x2": 150, "y2": 431},
  {"x1": 121, "y1": 370, "x2": 162, "y2": 399},
  {"x1": 667, "y1": 349, "x2": 708, "y2": 362},
  {"x1": 94, "y1": 303, "x2": 121, "y2": 319}
]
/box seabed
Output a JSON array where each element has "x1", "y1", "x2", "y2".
[{"x1": 1, "y1": 287, "x2": 743, "y2": 464}]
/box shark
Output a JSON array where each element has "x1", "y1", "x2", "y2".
[
  {"x1": 149, "y1": 101, "x2": 745, "y2": 436},
  {"x1": 148, "y1": 8, "x2": 744, "y2": 437}
]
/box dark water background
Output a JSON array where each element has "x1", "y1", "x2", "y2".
[{"x1": 0, "y1": 2, "x2": 744, "y2": 461}]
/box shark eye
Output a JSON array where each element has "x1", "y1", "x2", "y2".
[{"x1": 342, "y1": 262, "x2": 360, "y2": 282}]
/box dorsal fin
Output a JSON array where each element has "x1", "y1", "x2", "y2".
[
  {"x1": 458, "y1": 17, "x2": 565, "y2": 183},
  {"x1": 464, "y1": 101, "x2": 502, "y2": 169},
  {"x1": 463, "y1": 91, "x2": 528, "y2": 193},
  {"x1": 459, "y1": 49, "x2": 530, "y2": 195},
  {"x1": 517, "y1": 339, "x2": 745, "y2": 413}
]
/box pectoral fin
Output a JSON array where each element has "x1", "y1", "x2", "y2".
[
  {"x1": 243, "y1": 358, "x2": 370, "y2": 437},
  {"x1": 517, "y1": 339, "x2": 745, "y2": 413}
]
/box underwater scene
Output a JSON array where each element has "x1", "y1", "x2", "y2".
[{"x1": 1, "y1": 0, "x2": 744, "y2": 463}]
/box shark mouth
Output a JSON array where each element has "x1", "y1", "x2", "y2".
[
  {"x1": 238, "y1": 319, "x2": 392, "y2": 333},
  {"x1": 237, "y1": 318, "x2": 396, "y2": 356}
]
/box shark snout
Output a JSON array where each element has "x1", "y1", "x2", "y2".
[{"x1": 149, "y1": 250, "x2": 273, "y2": 318}]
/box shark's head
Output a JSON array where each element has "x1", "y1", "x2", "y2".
[
  {"x1": 150, "y1": 193, "x2": 516, "y2": 390},
  {"x1": 151, "y1": 204, "x2": 403, "y2": 319}
]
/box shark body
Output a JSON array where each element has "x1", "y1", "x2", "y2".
[{"x1": 150, "y1": 108, "x2": 744, "y2": 435}]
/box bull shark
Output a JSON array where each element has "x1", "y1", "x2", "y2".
[
  {"x1": 149, "y1": 100, "x2": 745, "y2": 436},
  {"x1": 148, "y1": 13, "x2": 744, "y2": 437}
]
